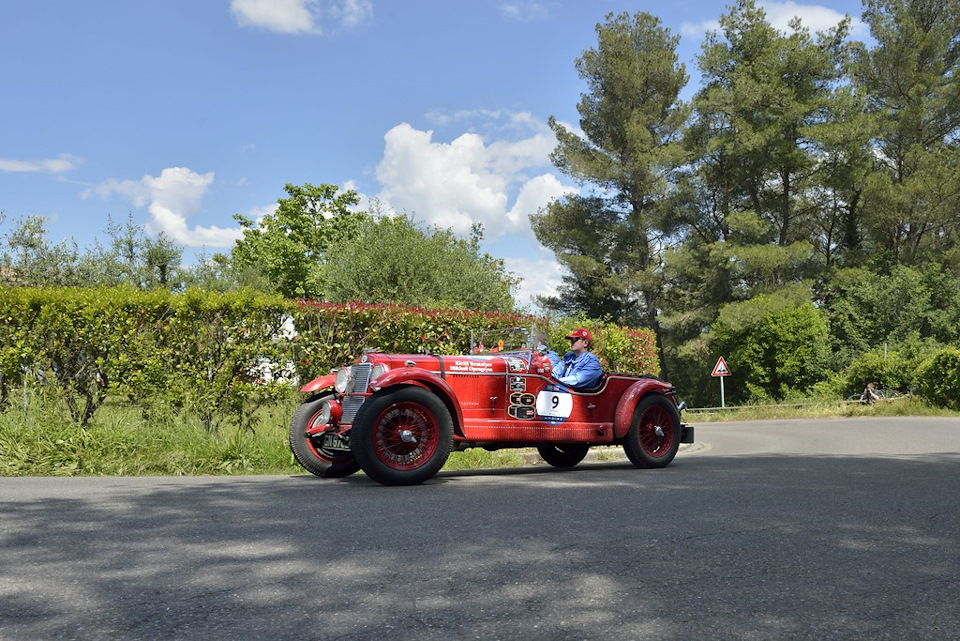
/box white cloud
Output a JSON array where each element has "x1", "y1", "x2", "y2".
[
  {"x1": 85, "y1": 167, "x2": 243, "y2": 248},
  {"x1": 230, "y1": 0, "x2": 372, "y2": 34},
  {"x1": 374, "y1": 116, "x2": 572, "y2": 240},
  {"x1": 498, "y1": 2, "x2": 553, "y2": 23},
  {"x1": 681, "y1": 1, "x2": 864, "y2": 38},
  {"x1": 0, "y1": 153, "x2": 83, "y2": 174},
  {"x1": 761, "y1": 1, "x2": 864, "y2": 34},
  {"x1": 503, "y1": 253, "x2": 565, "y2": 310}
]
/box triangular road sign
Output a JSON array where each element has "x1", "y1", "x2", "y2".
[{"x1": 712, "y1": 356, "x2": 730, "y2": 377}]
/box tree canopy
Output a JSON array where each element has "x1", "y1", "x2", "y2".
[
  {"x1": 323, "y1": 215, "x2": 519, "y2": 312},
  {"x1": 228, "y1": 183, "x2": 367, "y2": 299},
  {"x1": 535, "y1": 0, "x2": 960, "y2": 403}
]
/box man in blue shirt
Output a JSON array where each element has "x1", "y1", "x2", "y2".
[{"x1": 554, "y1": 328, "x2": 603, "y2": 389}]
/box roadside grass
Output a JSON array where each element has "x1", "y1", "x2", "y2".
[
  {"x1": 684, "y1": 395, "x2": 955, "y2": 423},
  {"x1": 1, "y1": 392, "x2": 955, "y2": 477},
  {"x1": 0, "y1": 393, "x2": 304, "y2": 477}
]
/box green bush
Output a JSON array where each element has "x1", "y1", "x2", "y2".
[
  {"x1": 915, "y1": 348, "x2": 960, "y2": 410},
  {"x1": 842, "y1": 348, "x2": 917, "y2": 397},
  {"x1": 712, "y1": 287, "x2": 831, "y2": 403},
  {"x1": 0, "y1": 286, "x2": 296, "y2": 428}
]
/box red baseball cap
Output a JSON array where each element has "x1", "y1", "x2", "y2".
[{"x1": 566, "y1": 328, "x2": 592, "y2": 342}]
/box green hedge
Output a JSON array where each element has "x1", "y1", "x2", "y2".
[
  {"x1": 1, "y1": 287, "x2": 660, "y2": 427},
  {"x1": 1, "y1": 287, "x2": 293, "y2": 428},
  {"x1": 915, "y1": 348, "x2": 960, "y2": 411}
]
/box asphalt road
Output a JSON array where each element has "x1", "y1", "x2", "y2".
[{"x1": 1, "y1": 417, "x2": 958, "y2": 641}]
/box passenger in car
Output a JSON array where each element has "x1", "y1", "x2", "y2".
[
  {"x1": 554, "y1": 328, "x2": 603, "y2": 389},
  {"x1": 536, "y1": 333, "x2": 561, "y2": 370}
]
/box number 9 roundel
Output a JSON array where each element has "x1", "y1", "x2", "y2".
[{"x1": 536, "y1": 385, "x2": 573, "y2": 424}]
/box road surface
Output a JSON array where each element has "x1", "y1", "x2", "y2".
[{"x1": 1, "y1": 417, "x2": 958, "y2": 640}]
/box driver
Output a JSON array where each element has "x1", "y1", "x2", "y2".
[{"x1": 554, "y1": 328, "x2": 603, "y2": 389}]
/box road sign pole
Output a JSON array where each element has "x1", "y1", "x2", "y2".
[{"x1": 712, "y1": 356, "x2": 730, "y2": 408}]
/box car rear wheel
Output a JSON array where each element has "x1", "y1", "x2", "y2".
[
  {"x1": 351, "y1": 386, "x2": 453, "y2": 486},
  {"x1": 289, "y1": 395, "x2": 360, "y2": 478},
  {"x1": 623, "y1": 395, "x2": 681, "y2": 469},
  {"x1": 537, "y1": 443, "x2": 589, "y2": 468}
]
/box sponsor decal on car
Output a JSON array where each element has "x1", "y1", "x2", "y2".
[
  {"x1": 506, "y1": 357, "x2": 527, "y2": 372},
  {"x1": 508, "y1": 391, "x2": 537, "y2": 420},
  {"x1": 447, "y1": 358, "x2": 495, "y2": 373}
]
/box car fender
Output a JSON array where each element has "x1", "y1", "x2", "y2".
[
  {"x1": 300, "y1": 373, "x2": 336, "y2": 395},
  {"x1": 613, "y1": 378, "x2": 674, "y2": 439},
  {"x1": 370, "y1": 368, "x2": 465, "y2": 435}
]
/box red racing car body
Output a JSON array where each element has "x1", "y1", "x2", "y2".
[{"x1": 290, "y1": 334, "x2": 693, "y2": 485}]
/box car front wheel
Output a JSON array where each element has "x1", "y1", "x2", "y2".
[
  {"x1": 350, "y1": 386, "x2": 453, "y2": 486},
  {"x1": 289, "y1": 395, "x2": 361, "y2": 478},
  {"x1": 623, "y1": 395, "x2": 681, "y2": 469}
]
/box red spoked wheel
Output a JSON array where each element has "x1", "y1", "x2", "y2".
[
  {"x1": 289, "y1": 395, "x2": 360, "y2": 478},
  {"x1": 372, "y1": 401, "x2": 441, "y2": 470},
  {"x1": 351, "y1": 386, "x2": 453, "y2": 486},
  {"x1": 623, "y1": 395, "x2": 681, "y2": 469}
]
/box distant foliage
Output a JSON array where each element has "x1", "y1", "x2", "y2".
[
  {"x1": 322, "y1": 216, "x2": 519, "y2": 313},
  {"x1": 841, "y1": 348, "x2": 919, "y2": 397},
  {"x1": 712, "y1": 287, "x2": 831, "y2": 402},
  {"x1": 915, "y1": 348, "x2": 960, "y2": 411}
]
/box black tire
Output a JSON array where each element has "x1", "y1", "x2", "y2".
[
  {"x1": 350, "y1": 386, "x2": 453, "y2": 486},
  {"x1": 537, "y1": 443, "x2": 589, "y2": 469},
  {"x1": 622, "y1": 394, "x2": 682, "y2": 469},
  {"x1": 289, "y1": 395, "x2": 360, "y2": 478}
]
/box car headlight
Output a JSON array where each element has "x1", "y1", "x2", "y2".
[
  {"x1": 370, "y1": 363, "x2": 390, "y2": 381},
  {"x1": 312, "y1": 402, "x2": 332, "y2": 426},
  {"x1": 335, "y1": 367, "x2": 352, "y2": 393}
]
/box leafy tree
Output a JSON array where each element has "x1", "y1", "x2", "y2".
[
  {"x1": 323, "y1": 215, "x2": 518, "y2": 312},
  {"x1": 820, "y1": 264, "x2": 960, "y2": 367},
  {"x1": 532, "y1": 11, "x2": 690, "y2": 353},
  {"x1": 711, "y1": 284, "x2": 831, "y2": 402},
  {"x1": 0, "y1": 214, "x2": 85, "y2": 287},
  {"x1": 89, "y1": 214, "x2": 184, "y2": 289},
  {"x1": 229, "y1": 183, "x2": 367, "y2": 299},
  {"x1": 660, "y1": 0, "x2": 853, "y2": 399},
  {"x1": 851, "y1": 0, "x2": 960, "y2": 269}
]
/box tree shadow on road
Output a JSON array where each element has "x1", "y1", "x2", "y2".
[{"x1": 2, "y1": 451, "x2": 958, "y2": 640}]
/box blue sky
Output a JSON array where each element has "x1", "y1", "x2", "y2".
[{"x1": 1, "y1": 0, "x2": 866, "y2": 307}]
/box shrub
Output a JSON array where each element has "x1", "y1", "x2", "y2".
[
  {"x1": 2, "y1": 288, "x2": 662, "y2": 427},
  {"x1": 712, "y1": 287, "x2": 831, "y2": 403},
  {"x1": 842, "y1": 348, "x2": 918, "y2": 397},
  {"x1": 915, "y1": 348, "x2": 960, "y2": 410}
]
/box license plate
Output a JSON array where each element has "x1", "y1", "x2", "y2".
[{"x1": 321, "y1": 432, "x2": 350, "y2": 451}]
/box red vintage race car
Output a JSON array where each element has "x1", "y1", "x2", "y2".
[{"x1": 289, "y1": 329, "x2": 693, "y2": 485}]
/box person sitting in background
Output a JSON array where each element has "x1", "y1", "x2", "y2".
[
  {"x1": 861, "y1": 381, "x2": 881, "y2": 405},
  {"x1": 554, "y1": 328, "x2": 603, "y2": 389}
]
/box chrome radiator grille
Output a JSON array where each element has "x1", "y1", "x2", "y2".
[{"x1": 341, "y1": 362, "x2": 372, "y2": 424}]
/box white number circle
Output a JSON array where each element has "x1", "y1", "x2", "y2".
[{"x1": 536, "y1": 390, "x2": 573, "y2": 419}]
